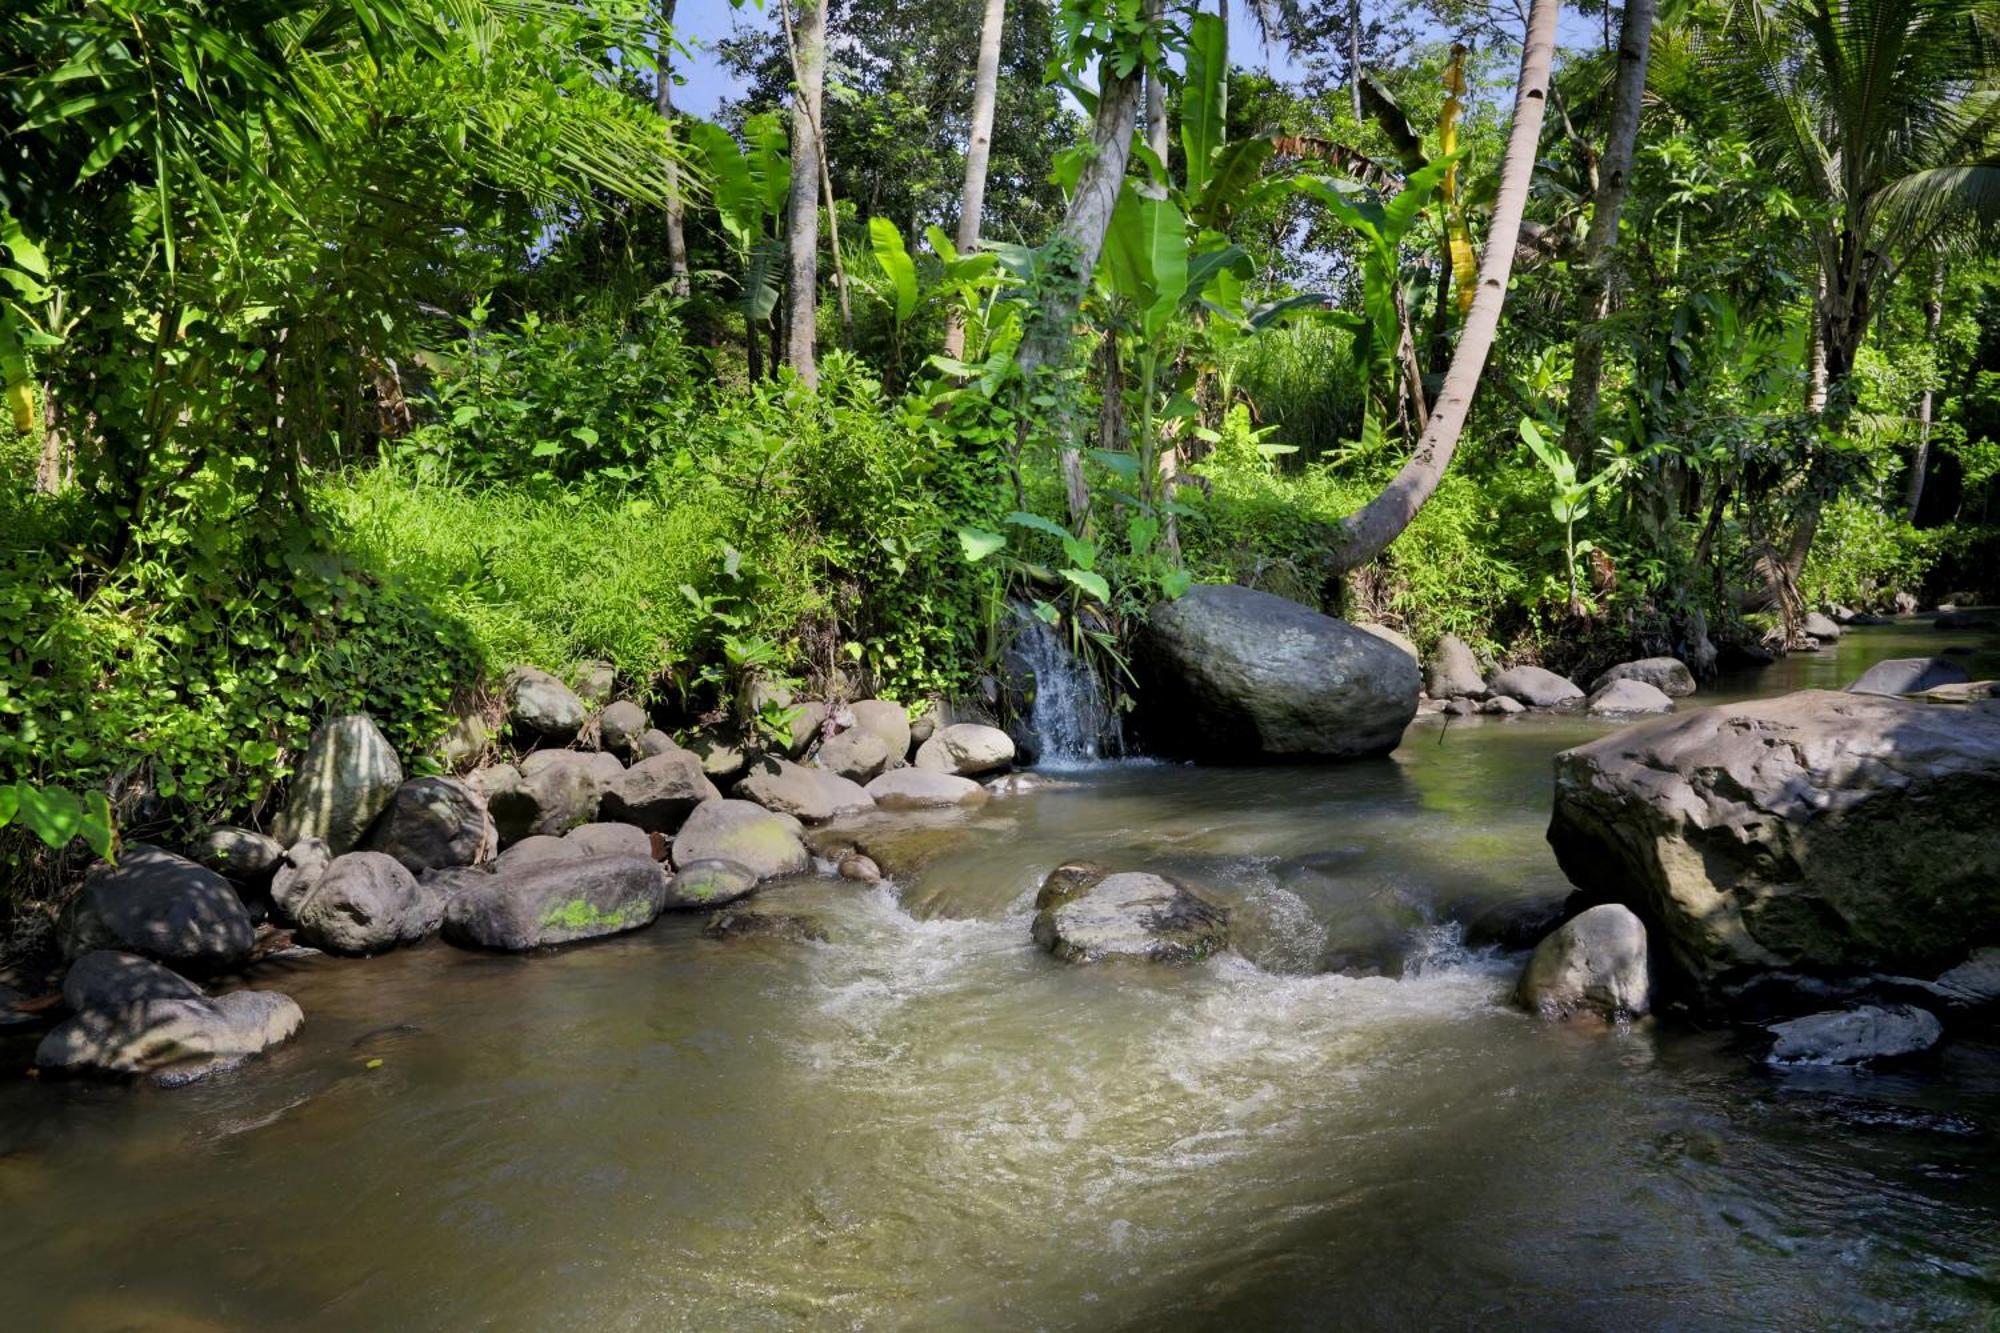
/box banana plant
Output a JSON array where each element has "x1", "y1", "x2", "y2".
[
  {"x1": 1520, "y1": 416, "x2": 1627, "y2": 616},
  {"x1": 686, "y1": 112, "x2": 789, "y2": 378}
]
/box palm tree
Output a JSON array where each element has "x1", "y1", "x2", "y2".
[
  {"x1": 655, "y1": 0, "x2": 692, "y2": 301},
  {"x1": 944, "y1": 0, "x2": 1008, "y2": 359},
  {"x1": 1560, "y1": 0, "x2": 1660, "y2": 466},
  {"x1": 1327, "y1": 0, "x2": 1564, "y2": 571},
  {"x1": 1714, "y1": 0, "x2": 2000, "y2": 602}
]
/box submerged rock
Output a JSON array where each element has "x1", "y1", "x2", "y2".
[
  {"x1": 293, "y1": 851, "x2": 443, "y2": 955},
  {"x1": 1846, "y1": 656, "x2": 1970, "y2": 697},
  {"x1": 1426, "y1": 633, "x2": 1487, "y2": 699},
  {"x1": 362, "y1": 776, "x2": 495, "y2": 874},
  {"x1": 1488, "y1": 665, "x2": 1584, "y2": 709},
  {"x1": 837, "y1": 854, "x2": 883, "y2": 883},
  {"x1": 1586, "y1": 678, "x2": 1676, "y2": 717},
  {"x1": 1548, "y1": 690, "x2": 2000, "y2": 1001},
  {"x1": 703, "y1": 908, "x2": 829, "y2": 943},
  {"x1": 1134, "y1": 584, "x2": 1419, "y2": 760},
  {"x1": 865, "y1": 768, "x2": 988, "y2": 811},
  {"x1": 36, "y1": 951, "x2": 301, "y2": 1083},
  {"x1": 1031, "y1": 870, "x2": 1229, "y2": 964},
  {"x1": 1515, "y1": 904, "x2": 1650, "y2": 1020},
  {"x1": 275, "y1": 714, "x2": 404, "y2": 854},
  {"x1": 505, "y1": 666, "x2": 587, "y2": 742},
  {"x1": 913, "y1": 723, "x2": 1017, "y2": 777},
  {"x1": 1766, "y1": 1004, "x2": 1943, "y2": 1066},
  {"x1": 671, "y1": 799, "x2": 808, "y2": 880},
  {"x1": 58, "y1": 845, "x2": 255, "y2": 973},
  {"x1": 1591, "y1": 657, "x2": 1696, "y2": 699},
  {"x1": 443, "y1": 855, "x2": 666, "y2": 950}
]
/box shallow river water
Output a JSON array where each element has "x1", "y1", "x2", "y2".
[{"x1": 4, "y1": 623, "x2": 1999, "y2": 1330}]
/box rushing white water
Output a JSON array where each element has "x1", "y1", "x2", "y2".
[{"x1": 1010, "y1": 608, "x2": 1119, "y2": 766}]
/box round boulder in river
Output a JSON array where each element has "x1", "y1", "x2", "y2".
[
  {"x1": 1425, "y1": 633, "x2": 1486, "y2": 699},
  {"x1": 1590, "y1": 657, "x2": 1696, "y2": 699},
  {"x1": 813, "y1": 727, "x2": 894, "y2": 783},
  {"x1": 1846, "y1": 656, "x2": 1970, "y2": 697},
  {"x1": 1515, "y1": 904, "x2": 1650, "y2": 1020},
  {"x1": 914, "y1": 723, "x2": 1017, "y2": 777},
  {"x1": 1487, "y1": 665, "x2": 1585, "y2": 708},
  {"x1": 362, "y1": 776, "x2": 495, "y2": 874},
  {"x1": 1585, "y1": 678, "x2": 1675, "y2": 717},
  {"x1": 275, "y1": 713, "x2": 404, "y2": 854},
  {"x1": 865, "y1": 769, "x2": 989, "y2": 811},
  {"x1": 36, "y1": 951, "x2": 301, "y2": 1084},
  {"x1": 671, "y1": 799, "x2": 809, "y2": 880},
  {"x1": 1133, "y1": 584, "x2": 1419, "y2": 760},
  {"x1": 1031, "y1": 870, "x2": 1229, "y2": 964},
  {"x1": 293, "y1": 851, "x2": 444, "y2": 955},
  {"x1": 597, "y1": 700, "x2": 649, "y2": 759},
  {"x1": 1548, "y1": 690, "x2": 2000, "y2": 1003},
  {"x1": 443, "y1": 855, "x2": 667, "y2": 951},
  {"x1": 599, "y1": 750, "x2": 720, "y2": 834},
  {"x1": 1801, "y1": 611, "x2": 1843, "y2": 641},
  {"x1": 57, "y1": 844, "x2": 255, "y2": 973},
  {"x1": 476, "y1": 750, "x2": 625, "y2": 843},
  {"x1": 735, "y1": 757, "x2": 874, "y2": 823},
  {"x1": 848, "y1": 699, "x2": 913, "y2": 761},
  {"x1": 184, "y1": 826, "x2": 285, "y2": 885},
  {"x1": 665, "y1": 859, "x2": 760, "y2": 909}
]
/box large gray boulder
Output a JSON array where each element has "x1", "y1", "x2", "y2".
[
  {"x1": 599, "y1": 750, "x2": 719, "y2": 833},
  {"x1": 1488, "y1": 665, "x2": 1584, "y2": 708},
  {"x1": 848, "y1": 699, "x2": 912, "y2": 761},
  {"x1": 1515, "y1": 904, "x2": 1650, "y2": 1020},
  {"x1": 362, "y1": 776, "x2": 495, "y2": 874},
  {"x1": 1591, "y1": 657, "x2": 1696, "y2": 699},
  {"x1": 1031, "y1": 869, "x2": 1229, "y2": 964},
  {"x1": 813, "y1": 727, "x2": 893, "y2": 783},
  {"x1": 505, "y1": 666, "x2": 587, "y2": 742},
  {"x1": 292, "y1": 851, "x2": 442, "y2": 955},
  {"x1": 1134, "y1": 584, "x2": 1419, "y2": 760},
  {"x1": 442, "y1": 855, "x2": 666, "y2": 951},
  {"x1": 1548, "y1": 690, "x2": 2000, "y2": 1001},
  {"x1": 475, "y1": 750, "x2": 625, "y2": 843},
  {"x1": 735, "y1": 758, "x2": 873, "y2": 823},
  {"x1": 1586, "y1": 678, "x2": 1675, "y2": 717},
  {"x1": 597, "y1": 700, "x2": 650, "y2": 759},
  {"x1": 275, "y1": 714, "x2": 403, "y2": 854},
  {"x1": 1425, "y1": 634, "x2": 1486, "y2": 699},
  {"x1": 670, "y1": 799, "x2": 808, "y2": 880},
  {"x1": 1802, "y1": 611, "x2": 1843, "y2": 641},
  {"x1": 184, "y1": 826, "x2": 285, "y2": 885},
  {"x1": 865, "y1": 769, "x2": 989, "y2": 811},
  {"x1": 1766, "y1": 1004, "x2": 1942, "y2": 1066},
  {"x1": 1847, "y1": 656, "x2": 1970, "y2": 697},
  {"x1": 913, "y1": 723, "x2": 1017, "y2": 776},
  {"x1": 57, "y1": 845, "x2": 254, "y2": 973},
  {"x1": 36, "y1": 951, "x2": 301, "y2": 1083}
]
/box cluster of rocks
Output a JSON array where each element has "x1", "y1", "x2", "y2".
[
  {"x1": 1517, "y1": 687, "x2": 2000, "y2": 1068},
  {"x1": 1424, "y1": 634, "x2": 1693, "y2": 720},
  {"x1": 34, "y1": 669, "x2": 1031, "y2": 1084}
]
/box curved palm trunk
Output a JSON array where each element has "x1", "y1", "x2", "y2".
[
  {"x1": 1328, "y1": 0, "x2": 1561, "y2": 572},
  {"x1": 944, "y1": 0, "x2": 1007, "y2": 359},
  {"x1": 654, "y1": 0, "x2": 690, "y2": 300},
  {"x1": 782, "y1": 0, "x2": 826, "y2": 386},
  {"x1": 1559, "y1": 0, "x2": 1656, "y2": 465}
]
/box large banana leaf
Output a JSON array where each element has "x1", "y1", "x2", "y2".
[
  {"x1": 868, "y1": 217, "x2": 919, "y2": 325},
  {"x1": 688, "y1": 121, "x2": 762, "y2": 251},
  {"x1": 1180, "y1": 12, "x2": 1228, "y2": 197},
  {"x1": 1104, "y1": 185, "x2": 1189, "y2": 341}
]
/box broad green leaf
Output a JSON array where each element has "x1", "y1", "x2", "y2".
[
  {"x1": 15, "y1": 785, "x2": 83, "y2": 850},
  {"x1": 1061, "y1": 568, "x2": 1111, "y2": 602},
  {"x1": 956, "y1": 526, "x2": 1007, "y2": 562},
  {"x1": 867, "y1": 217, "x2": 919, "y2": 325},
  {"x1": 1180, "y1": 13, "x2": 1229, "y2": 197},
  {"x1": 1088, "y1": 448, "x2": 1140, "y2": 481},
  {"x1": 1005, "y1": 510, "x2": 1071, "y2": 541}
]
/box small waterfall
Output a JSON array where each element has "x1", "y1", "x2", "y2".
[{"x1": 1009, "y1": 608, "x2": 1120, "y2": 767}]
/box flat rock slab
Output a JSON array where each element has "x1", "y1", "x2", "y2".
[
  {"x1": 1031, "y1": 871, "x2": 1229, "y2": 964},
  {"x1": 1766, "y1": 1004, "x2": 1943, "y2": 1066},
  {"x1": 442, "y1": 855, "x2": 666, "y2": 951}
]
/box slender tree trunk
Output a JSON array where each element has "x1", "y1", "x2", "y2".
[
  {"x1": 654, "y1": 1, "x2": 690, "y2": 299},
  {"x1": 1558, "y1": 0, "x2": 1655, "y2": 466},
  {"x1": 782, "y1": 0, "x2": 826, "y2": 385},
  {"x1": 1327, "y1": 0, "x2": 1561, "y2": 572},
  {"x1": 945, "y1": 0, "x2": 1007, "y2": 359},
  {"x1": 1906, "y1": 261, "x2": 1944, "y2": 522},
  {"x1": 1349, "y1": 0, "x2": 1364, "y2": 124},
  {"x1": 1144, "y1": 12, "x2": 1170, "y2": 197},
  {"x1": 1014, "y1": 27, "x2": 1147, "y2": 529}
]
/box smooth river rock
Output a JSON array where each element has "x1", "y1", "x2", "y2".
[
  {"x1": 1586, "y1": 678, "x2": 1676, "y2": 717},
  {"x1": 1488, "y1": 665, "x2": 1584, "y2": 708},
  {"x1": 735, "y1": 757, "x2": 873, "y2": 823},
  {"x1": 275, "y1": 714, "x2": 404, "y2": 854},
  {"x1": 848, "y1": 699, "x2": 913, "y2": 761},
  {"x1": 442, "y1": 855, "x2": 667, "y2": 950},
  {"x1": 1766, "y1": 1004, "x2": 1943, "y2": 1066},
  {"x1": 505, "y1": 666, "x2": 587, "y2": 742},
  {"x1": 865, "y1": 769, "x2": 989, "y2": 811},
  {"x1": 813, "y1": 727, "x2": 894, "y2": 783},
  {"x1": 58, "y1": 845, "x2": 254, "y2": 973},
  {"x1": 1515, "y1": 904, "x2": 1650, "y2": 1020},
  {"x1": 597, "y1": 700, "x2": 649, "y2": 759},
  {"x1": 664, "y1": 859, "x2": 760, "y2": 910},
  {"x1": 184, "y1": 826, "x2": 285, "y2": 885},
  {"x1": 1591, "y1": 657, "x2": 1696, "y2": 699},
  {"x1": 1846, "y1": 656, "x2": 1970, "y2": 697},
  {"x1": 914, "y1": 723, "x2": 1017, "y2": 777},
  {"x1": 293, "y1": 851, "x2": 443, "y2": 955},
  {"x1": 1425, "y1": 633, "x2": 1487, "y2": 699},
  {"x1": 362, "y1": 776, "x2": 495, "y2": 874},
  {"x1": 1547, "y1": 690, "x2": 2000, "y2": 1000},
  {"x1": 36, "y1": 952, "x2": 301, "y2": 1083},
  {"x1": 1031, "y1": 870, "x2": 1229, "y2": 964},
  {"x1": 1802, "y1": 612, "x2": 1843, "y2": 641},
  {"x1": 1134, "y1": 584, "x2": 1419, "y2": 760},
  {"x1": 599, "y1": 750, "x2": 719, "y2": 834},
  {"x1": 476, "y1": 751, "x2": 625, "y2": 843},
  {"x1": 671, "y1": 799, "x2": 809, "y2": 880}
]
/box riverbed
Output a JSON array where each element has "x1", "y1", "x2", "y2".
[{"x1": 3, "y1": 622, "x2": 1997, "y2": 1329}]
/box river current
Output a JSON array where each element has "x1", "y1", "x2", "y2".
[{"x1": 2, "y1": 622, "x2": 1997, "y2": 1329}]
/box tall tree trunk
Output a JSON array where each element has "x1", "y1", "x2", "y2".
[
  {"x1": 1327, "y1": 0, "x2": 1561, "y2": 572},
  {"x1": 1558, "y1": 0, "x2": 1655, "y2": 466},
  {"x1": 782, "y1": 0, "x2": 826, "y2": 386},
  {"x1": 654, "y1": 1, "x2": 690, "y2": 299},
  {"x1": 945, "y1": 0, "x2": 1007, "y2": 359},
  {"x1": 1906, "y1": 261, "x2": 1944, "y2": 522},
  {"x1": 1014, "y1": 26, "x2": 1147, "y2": 529},
  {"x1": 1349, "y1": 0, "x2": 1363, "y2": 124},
  {"x1": 1144, "y1": 21, "x2": 1170, "y2": 197}
]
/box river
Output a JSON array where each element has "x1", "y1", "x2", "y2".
[{"x1": 2, "y1": 621, "x2": 1996, "y2": 1329}]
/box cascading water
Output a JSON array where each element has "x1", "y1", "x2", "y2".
[{"x1": 1009, "y1": 606, "x2": 1120, "y2": 766}]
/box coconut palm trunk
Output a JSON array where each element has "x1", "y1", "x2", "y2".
[
  {"x1": 1327, "y1": 0, "x2": 1561, "y2": 572},
  {"x1": 1906, "y1": 261, "x2": 1945, "y2": 521},
  {"x1": 1558, "y1": 0, "x2": 1657, "y2": 466},
  {"x1": 782, "y1": 0, "x2": 826, "y2": 385},
  {"x1": 944, "y1": 0, "x2": 1007, "y2": 359}
]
